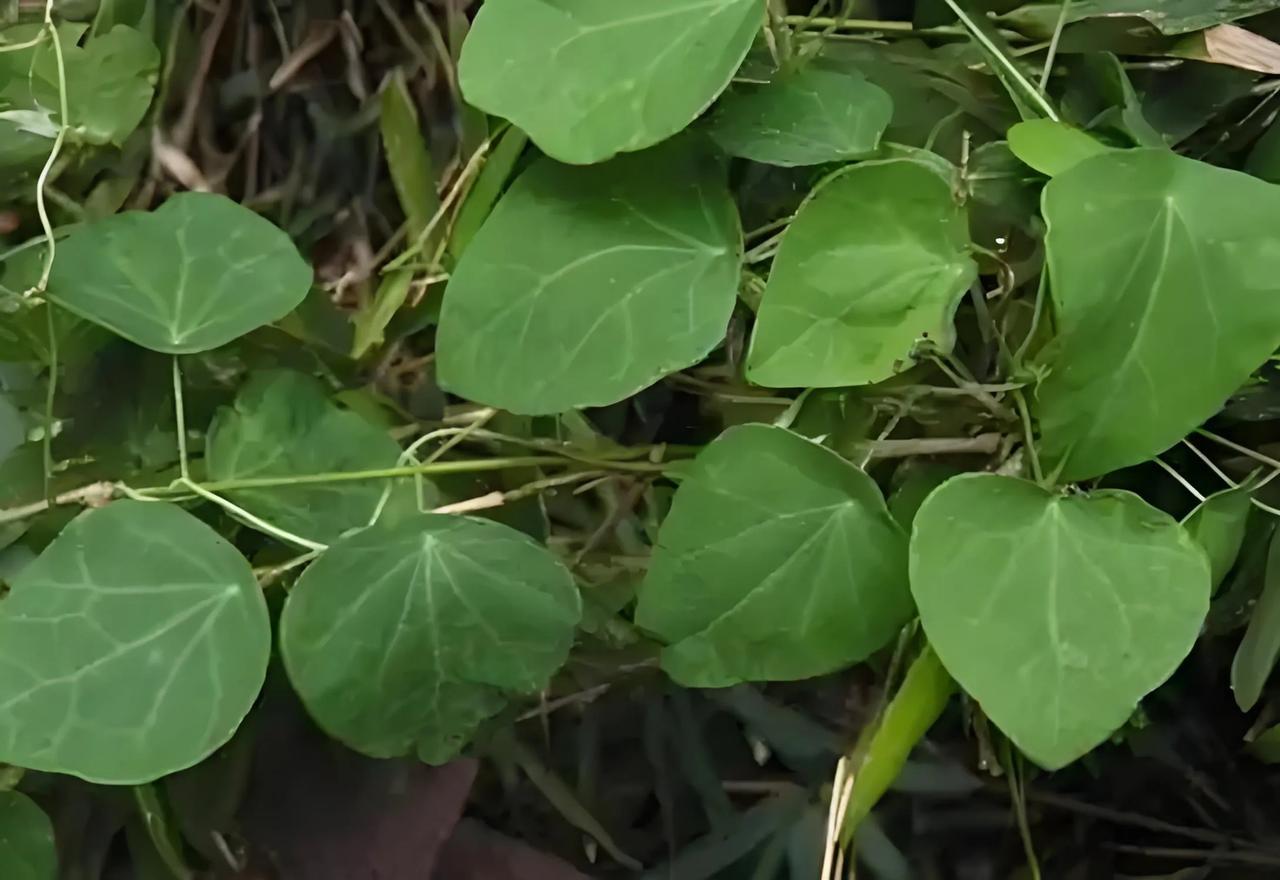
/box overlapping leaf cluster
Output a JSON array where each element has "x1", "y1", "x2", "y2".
[{"x1": 4, "y1": 0, "x2": 1280, "y2": 872}]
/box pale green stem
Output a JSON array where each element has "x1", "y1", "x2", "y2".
[
  {"x1": 172, "y1": 357, "x2": 190, "y2": 482},
  {"x1": 25, "y1": 0, "x2": 69, "y2": 297},
  {"x1": 1154, "y1": 458, "x2": 1205, "y2": 502},
  {"x1": 1011, "y1": 389, "x2": 1044, "y2": 484},
  {"x1": 42, "y1": 303, "x2": 57, "y2": 501},
  {"x1": 1039, "y1": 0, "x2": 1072, "y2": 91},
  {"x1": 177, "y1": 478, "x2": 328, "y2": 553},
  {"x1": 940, "y1": 0, "x2": 1059, "y2": 121}
]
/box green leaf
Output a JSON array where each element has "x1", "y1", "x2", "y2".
[
  {"x1": 1232, "y1": 530, "x2": 1280, "y2": 711},
  {"x1": 206, "y1": 371, "x2": 408, "y2": 544},
  {"x1": 437, "y1": 145, "x2": 741, "y2": 414},
  {"x1": 1034, "y1": 150, "x2": 1280, "y2": 481},
  {"x1": 280, "y1": 515, "x2": 581, "y2": 762},
  {"x1": 0, "y1": 791, "x2": 56, "y2": 880},
  {"x1": 911, "y1": 474, "x2": 1210, "y2": 769},
  {"x1": 1001, "y1": 0, "x2": 1280, "y2": 36},
  {"x1": 840, "y1": 645, "x2": 954, "y2": 840},
  {"x1": 1248, "y1": 114, "x2": 1280, "y2": 184},
  {"x1": 30, "y1": 25, "x2": 160, "y2": 145},
  {"x1": 707, "y1": 65, "x2": 892, "y2": 167},
  {"x1": 746, "y1": 159, "x2": 976, "y2": 388},
  {"x1": 351, "y1": 269, "x2": 414, "y2": 360},
  {"x1": 458, "y1": 0, "x2": 763, "y2": 165},
  {"x1": 448, "y1": 124, "x2": 529, "y2": 261},
  {"x1": 380, "y1": 69, "x2": 438, "y2": 240},
  {"x1": 0, "y1": 501, "x2": 270, "y2": 783},
  {"x1": 1007, "y1": 120, "x2": 1111, "y2": 176},
  {"x1": 47, "y1": 193, "x2": 313, "y2": 354},
  {"x1": 635, "y1": 424, "x2": 913, "y2": 687},
  {"x1": 1184, "y1": 485, "x2": 1252, "y2": 592},
  {"x1": 0, "y1": 395, "x2": 20, "y2": 466}
]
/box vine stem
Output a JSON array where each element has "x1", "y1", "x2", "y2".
[
  {"x1": 172, "y1": 357, "x2": 191, "y2": 481},
  {"x1": 42, "y1": 302, "x2": 58, "y2": 500},
  {"x1": 1011, "y1": 388, "x2": 1044, "y2": 484},
  {"x1": 25, "y1": 0, "x2": 70, "y2": 298},
  {"x1": 176, "y1": 478, "x2": 328, "y2": 552}
]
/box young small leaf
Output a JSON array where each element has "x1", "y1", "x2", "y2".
[
  {"x1": 280, "y1": 515, "x2": 581, "y2": 763},
  {"x1": 635, "y1": 424, "x2": 913, "y2": 687},
  {"x1": 458, "y1": 0, "x2": 763, "y2": 165},
  {"x1": 0, "y1": 790, "x2": 56, "y2": 880},
  {"x1": 1034, "y1": 150, "x2": 1280, "y2": 481},
  {"x1": 1184, "y1": 485, "x2": 1252, "y2": 592},
  {"x1": 47, "y1": 193, "x2": 313, "y2": 354},
  {"x1": 0, "y1": 501, "x2": 270, "y2": 783},
  {"x1": 437, "y1": 145, "x2": 741, "y2": 414},
  {"x1": 747, "y1": 159, "x2": 976, "y2": 388},
  {"x1": 911, "y1": 474, "x2": 1210, "y2": 769},
  {"x1": 708, "y1": 65, "x2": 892, "y2": 167},
  {"x1": 1007, "y1": 120, "x2": 1111, "y2": 176},
  {"x1": 1232, "y1": 530, "x2": 1280, "y2": 710},
  {"x1": 205, "y1": 370, "x2": 409, "y2": 544}
]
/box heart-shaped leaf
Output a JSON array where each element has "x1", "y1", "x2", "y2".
[
  {"x1": 911, "y1": 474, "x2": 1210, "y2": 769},
  {"x1": 635, "y1": 424, "x2": 913, "y2": 687},
  {"x1": 709, "y1": 65, "x2": 892, "y2": 167},
  {"x1": 0, "y1": 501, "x2": 270, "y2": 783},
  {"x1": 0, "y1": 791, "x2": 56, "y2": 880},
  {"x1": 458, "y1": 0, "x2": 763, "y2": 164},
  {"x1": 437, "y1": 146, "x2": 741, "y2": 414},
  {"x1": 1034, "y1": 149, "x2": 1280, "y2": 481},
  {"x1": 206, "y1": 370, "x2": 408, "y2": 544},
  {"x1": 281, "y1": 515, "x2": 581, "y2": 763},
  {"x1": 47, "y1": 193, "x2": 313, "y2": 354},
  {"x1": 747, "y1": 159, "x2": 977, "y2": 388}
]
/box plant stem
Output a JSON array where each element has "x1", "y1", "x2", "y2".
[
  {"x1": 1196, "y1": 428, "x2": 1280, "y2": 471},
  {"x1": 133, "y1": 455, "x2": 656, "y2": 497},
  {"x1": 25, "y1": 0, "x2": 69, "y2": 297},
  {"x1": 1011, "y1": 388, "x2": 1044, "y2": 484},
  {"x1": 172, "y1": 357, "x2": 191, "y2": 482},
  {"x1": 0, "y1": 482, "x2": 117, "y2": 526},
  {"x1": 176, "y1": 478, "x2": 328, "y2": 552},
  {"x1": 42, "y1": 303, "x2": 57, "y2": 501},
  {"x1": 1040, "y1": 0, "x2": 1072, "y2": 91},
  {"x1": 864, "y1": 433, "x2": 1003, "y2": 460}
]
